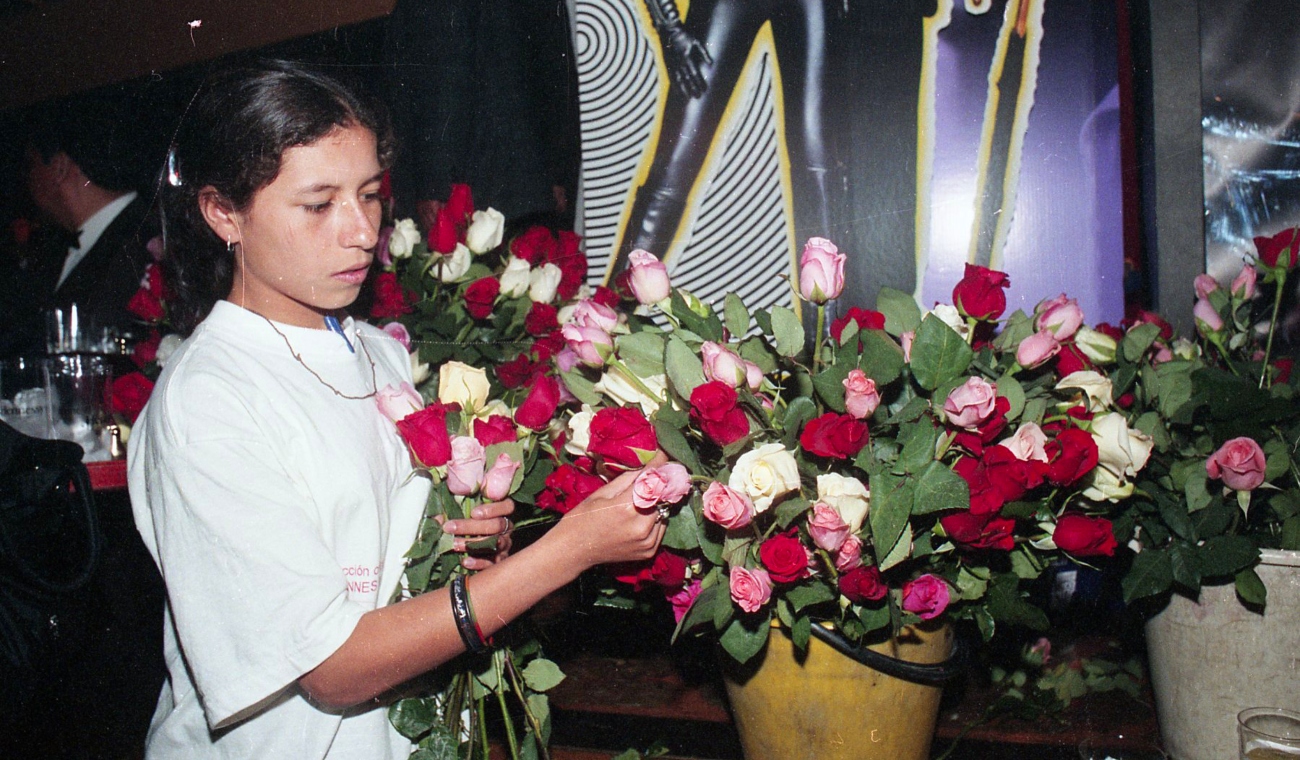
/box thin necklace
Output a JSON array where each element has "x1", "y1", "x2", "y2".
[{"x1": 262, "y1": 315, "x2": 379, "y2": 400}]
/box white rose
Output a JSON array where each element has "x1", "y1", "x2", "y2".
[
  {"x1": 438, "y1": 360, "x2": 490, "y2": 412},
  {"x1": 1171, "y1": 337, "x2": 1198, "y2": 360},
  {"x1": 529, "y1": 263, "x2": 563, "y2": 304},
  {"x1": 593, "y1": 365, "x2": 666, "y2": 416},
  {"x1": 388, "y1": 218, "x2": 421, "y2": 260},
  {"x1": 433, "y1": 243, "x2": 473, "y2": 283},
  {"x1": 410, "y1": 351, "x2": 431, "y2": 386},
  {"x1": 816, "y1": 473, "x2": 870, "y2": 532},
  {"x1": 930, "y1": 303, "x2": 971, "y2": 341},
  {"x1": 566, "y1": 405, "x2": 595, "y2": 456},
  {"x1": 1082, "y1": 466, "x2": 1134, "y2": 502},
  {"x1": 1083, "y1": 412, "x2": 1153, "y2": 502},
  {"x1": 1074, "y1": 326, "x2": 1117, "y2": 364},
  {"x1": 729, "y1": 443, "x2": 800, "y2": 513},
  {"x1": 155, "y1": 333, "x2": 184, "y2": 367},
  {"x1": 1056, "y1": 370, "x2": 1114, "y2": 412},
  {"x1": 465, "y1": 208, "x2": 505, "y2": 254},
  {"x1": 499, "y1": 256, "x2": 532, "y2": 298}
]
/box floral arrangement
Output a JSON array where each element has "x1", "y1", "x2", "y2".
[
  {"x1": 112, "y1": 237, "x2": 175, "y2": 427},
  {"x1": 1111, "y1": 228, "x2": 1300, "y2": 607},
  {"x1": 539, "y1": 240, "x2": 1153, "y2": 664}
]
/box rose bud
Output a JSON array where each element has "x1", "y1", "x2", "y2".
[
  {"x1": 842, "y1": 368, "x2": 881, "y2": 419},
  {"x1": 465, "y1": 207, "x2": 505, "y2": 253},
  {"x1": 951, "y1": 263, "x2": 1010, "y2": 320},
  {"x1": 1193, "y1": 273, "x2": 1220, "y2": 300},
  {"x1": 1231, "y1": 264, "x2": 1258, "y2": 300},
  {"x1": 702, "y1": 342, "x2": 749, "y2": 388},
  {"x1": 798, "y1": 237, "x2": 846, "y2": 304},
  {"x1": 943, "y1": 376, "x2": 998, "y2": 429},
  {"x1": 1193, "y1": 297, "x2": 1224, "y2": 334},
  {"x1": 376, "y1": 382, "x2": 424, "y2": 423},
  {"x1": 627, "y1": 249, "x2": 672, "y2": 304},
  {"x1": 482, "y1": 452, "x2": 522, "y2": 501},
  {"x1": 561, "y1": 322, "x2": 615, "y2": 368},
  {"x1": 1016, "y1": 329, "x2": 1061, "y2": 369},
  {"x1": 1033, "y1": 294, "x2": 1084, "y2": 340},
  {"x1": 1052, "y1": 513, "x2": 1117, "y2": 557},
  {"x1": 446, "y1": 436, "x2": 487, "y2": 496}
]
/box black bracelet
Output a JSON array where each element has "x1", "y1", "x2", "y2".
[{"x1": 450, "y1": 575, "x2": 490, "y2": 655}]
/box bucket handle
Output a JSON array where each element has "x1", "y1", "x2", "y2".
[{"x1": 809, "y1": 625, "x2": 967, "y2": 685}]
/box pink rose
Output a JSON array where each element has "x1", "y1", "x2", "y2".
[
  {"x1": 1193, "y1": 274, "x2": 1220, "y2": 300},
  {"x1": 1206, "y1": 436, "x2": 1267, "y2": 491},
  {"x1": 834, "y1": 534, "x2": 863, "y2": 572},
  {"x1": 555, "y1": 346, "x2": 581, "y2": 374},
  {"x1": 798, "y1": 237, "x2": 846, "y2": 304},
  {"x1": 729, "y1": 566, "x2": 773, "y2": 613},
  {"x1": 1034, "y1": 294, "x2": 1085, "y2": 340},
  {"x1": 807, "y1": 502, "x2": 851, "y2": 552},
  {"x1": 561, "y1": 322, "x2": 614, "y2": 367},
  {"x1": 570, "y1": 299, "x2": 621, "y2": 333},
  {"x1": 482, "y1": 453, "x2": 522, "y2": 501},
  {"x1": 701, "y1": 481, "x2": 755, "y2": 529},
  {"x1": 944, "y1": 377, "x2": 998, "y2": 429},
  {"x1": 901, "y1": 574, "x2": 950, "y2": 621},
  {"x1": 632, "y1": 463, "x2": 693, "y2": 510},
  {"x1": 842, "y1": 369, "x2": 881, "y2": 419},
  {"x1": 668, "y1": 579, "x2": 703, "y2": 623},
  {"x1": 627, "y1": 249, "x2": 671, "y2": 304},
  {"x1": 381, "y1": 321, "x2": 412, "y2": 351},
  {"x1": 1232, "y1": 264, "x2": 1258, "y2": 299},
  {"x1": 1004, "y1": 422, "x2": 1049, "y2": 463},
  {"x1": 702, "y1": 342, "x2": 748, "y2": 388},
  {"x1": 1017, "y1": 329, "x2": 1061, "y2": 369},
  {"x1": 376, "y1": 382, "x2": 424, "y2": 423},
  {"x1": 446, "y1": 436, "x2": 486, "y2": 496},
  {"x1": 1193, "y1": 297, "x2": 1224, "y2": 333}
]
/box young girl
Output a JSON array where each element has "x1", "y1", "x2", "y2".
[{"x1": 128, "y1": 61, "x2": 665, "y2": 759}]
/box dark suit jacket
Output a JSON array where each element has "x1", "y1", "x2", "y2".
[{"x1": 47, "y1": 195, "x2": 157, "y2": 345}]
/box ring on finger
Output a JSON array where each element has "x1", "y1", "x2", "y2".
[
  {"x1": 656, "y1": 506, "x2": 670, "y2": 523},
  {"x1": 499, "y1": 517, "x2": 513, "y2": 536}
]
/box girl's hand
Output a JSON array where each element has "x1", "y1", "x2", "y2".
[
  {"x1": 554, "y1": 454, "x2": 669, "y2": 571},
  {"x1": 440, "y1": 499, "x2": 514, "y2": 570}
]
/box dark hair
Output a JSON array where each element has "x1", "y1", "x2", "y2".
[
  {"x1": 27, "y1": 86, "x2": 150, "y2": 193},
  {"x1": 161, "y1": 60, "x2": 395, "y2": 333}
]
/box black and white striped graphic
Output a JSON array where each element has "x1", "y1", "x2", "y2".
[{"x1": 573, "y1": 0, "x2": 794, "y2": 313}]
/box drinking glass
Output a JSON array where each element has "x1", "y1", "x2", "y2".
[
  {"x1": 0, "y1": 356, "x2": 54, "y2": 438},
  {"x1": 42, "y1": 353, "x2": 115, "y2": 460},
  {"x1": 1239, "y1": 707, "x2": 1300, "y2": 759}
]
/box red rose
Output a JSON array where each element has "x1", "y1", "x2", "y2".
[
  {"x1": 940, "y1": 511, "x2": 1015, "y2": 551},
  {"x1": 839, "y1": 565, "x2": 888, "y2": 603},
  {"x1": 799, "y1": 413, "x2": 870, "y2": 459},
  {"x1": 525, "y1": 302, "x2": 559, "y2": 336},
  {"x1": 131, "y1": 329, "x2": 161, "y2": 369},
  {"x1": 127, "y1": 285, "x2": 165, "y2": 323},
  {"x1": 370, "y1": 272, "x2": 415, "y2": 319},
  {"x1": 588, "y1": 407, "x2": 658, "y2": 469},
  {"x1": 531, "y1": 332, "x2": 565, "y2": 362},
  {"x1": 1123, "y1": 307, "x2": 1174, "y2": 340},
  {"x1": 1053, "y1": 514, "x2": 1117, "y2": 557},
  {"x1": 510, "y1": 225, "x2": 556, "y2": 265},
  {"x1": 395, "y1": 403, "x2": 454, "y2": 467},
  {"x1": 473, "y1": 415, "x2": 516, "y2": 447},
  {"x1": 429, "y1": 205, "x2": 461, "y2": 254},
  {"x1": 496, "y1": 353, "x2": 539, "y2": 389},
  {"x1": 613, "y1": 550, "x2": 687, "y2": 592},
  {"x1": 1254, "y1": 227, "x2": 1300, "y2": 268},
  {"x1": 446, "y1": 183, "x2": 475, "y2": 226},
  {"x1": 1055, "y1": 343, "x2": 1091, "y2": 376},
  {"x1": 952, "y1": 264, "x2": 1010, "y2": 320},
  {"x1": 759, "y1": 530, "x2": 809, "y2": 583},
  {"x1": 553, "y1": 230, "x2": 587, "y2": 301},
  {"x1": 514, "y1": 375, "x2": 561, "y2": 431},
  {"x1": 953, "y1": 456, "x2": 1004, "y2": 516},
  {"x1": 538, "y1": 463, "x2": 605, "y2": 514},
  {"x1": 1094, "y1": 322, "x2": 1125, "y2": 342},
  {"x1": 830, "y1": 307, "x2": 886, "y2": 344},
  {"x1": 378, "y1": 170, "x2": 393, "y2": 202},
  {"x1": 592, "y1": 285, "x2": 621, "y2": 308},
  {"x1": 464, "y1": 276, "x2": 500, "y2": 320},
  {"x1": 981, "y1": 444, "x2": 1046, "y2": 503},
  {"x1": 1274, "y1": 358, "x2": 1293, "y2": 384},
  {"x1": 688, "y1": 381, "x2": 750, "y2": 446},
  {"x1": 1045, "y1": 427, "x2": 1098, "y2": 486},
  {"x1": 109, "y1": 372, "x2": 154, "y2": 423}
]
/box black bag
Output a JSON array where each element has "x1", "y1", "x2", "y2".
[{"x1": 0, "y1": 420, "x2": 100, "y2": 677}]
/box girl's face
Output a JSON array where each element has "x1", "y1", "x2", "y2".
[{"x1": 223, "y1": 124, "x2": 383, "y2": 328}]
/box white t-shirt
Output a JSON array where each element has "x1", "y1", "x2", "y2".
[{"x1": 128, "y1": 301, "x2": 429, "y2": 759}]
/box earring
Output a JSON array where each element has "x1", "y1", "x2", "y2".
[{"x1": 227, "y1": 239, "x2": 234, "y2": 253}]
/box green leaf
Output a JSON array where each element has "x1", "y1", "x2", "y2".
[
  {"x1": 560, "y1": 368, "x2": 602, "y2": 407},
  {"x1": 1196, "y1": 535, "x2": 1259, "y2": 579},
  {"x1": 956, "y1": 566, "x2": 990, "y2": 600},
  {"x1": 909, "y1": 314, "x2": 974, "y2": 390},
  {"x1": 1158, "y1": 497, "x2": 1197, "y2": 541},
  {"x1": 992, "y1": 310, "x2": 1034, "y2": 353},
  {"x1": 675, "y1": 582, "x2": 724, "y2": 637},
  {"x1": 786, "y1": 580, "x2": 836, "y2": 612},
  {"x1": 912, "y1": 460, "x2": 969, "y2": 514},
  {"x1": 1122, "y1": 549, "x2": 1173, "y2": 602},
  {"x1": 1265, "y1": 446, "x2": 1291, "y2": 483},
  {"x1": 812, "y1": 361, "x2": 851, "y2": 413},
  {"x1": 521, "y1": 658, "x2": 566, "y2": 692},
  {"x1": 663, "y1": 495, "x2": 705, "y2": 552},
  {"x1": 869, "y1": 473, "x2": 913, "y2": 564},
  {"x1": 1236, "y1": 568, "x2": 1267, "y2": 607},
  {"x1": 1283, "y1": 516, "x2": 1300, "y2": 551},
  {"x1": 411, "y1": 726, "x2": 458, "y2": 760},
  {"x1": 616, "y1": 331, "x2": 667, "y2": 377},
  {"x1": 782, "y1": 396, "x2": 818, "y2": 449},
  {"x1": 876, "y1": 287, "x2": 922, "y2": 335},
  {"x1": 878, "y1": 522, "x2": 913, "y2": 571},
  {"x1": 1168, "y1": 542, "x2": 1201, "y2": 591},
  {"x1": 1020, "y1": 397, "x2": 1048, "y2": 426},
  {"x1": 986, "y1": 574, "x2": 1049, "y2": 631},
  {"x1": 719, "y1": 616, "x2": 771, "y2": 665},
  {"x1": 897, "y1": 416, "x2": 939, "y2": 473},
  {"x1": 668, "y1": 290, "x2": 723, "y2": 342},
  {"x1": 665, "y1": 336, "x2": 706, "y2": 400},
  {"x1": 738, "y1": 336, "x2": 778, "y2": 374},
  {"x1": 791, "y1": 615, "x2": 811, "y2": 653},
  {"x1": 724, "y1": 292, "x2": 750, "y2": 338},
  {"x1": 1121, "y1": 322, "x2": 1162, "y2": 362},
  {"x1": 654, "y1": 419, "x2": 701, "y2": 472},
  {"x1": 389, "y1": 697, "x2": 438, "y2": 740},
  {"x1": 770, "y1": 306, "x2": 805, "y2": 358},
  {"x1": 858, "y1": 330, "x2": 905, "y2": 386},
  {"x1": 773, "y1": 496, "x2": 811, "y2": 530},
  {"x1": 996, "y1": 375, "x2": 1026, "y2": 421}
]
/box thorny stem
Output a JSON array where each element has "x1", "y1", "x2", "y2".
[
  {"x1": 1260, "y1": 267, "x2": 1288, "y2": 389},
  {"x1": 494, "y1": 650, "x2": 521, "y2": 759},
  {"x1": 505, "y1": 652, "x2": 553, "y2": 760},
  {"x1": 813, "y1": 305, "x2": 826, "y2": 370}
]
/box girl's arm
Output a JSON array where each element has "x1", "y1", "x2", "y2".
[{"x1": 298, "y1": 465, "x2": 665, "y2": 708}]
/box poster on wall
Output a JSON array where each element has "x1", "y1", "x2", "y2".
[{"x1": 572, "y1": 0, "x2": 1126, "y2": 325}]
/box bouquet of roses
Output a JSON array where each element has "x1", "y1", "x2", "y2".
[
  {"x1": 1110, "y1": 228, "x2": 1300, "y2": 608},
  {"x1": 540, "y1": 240, "x2": 1151, "y2": 664}
]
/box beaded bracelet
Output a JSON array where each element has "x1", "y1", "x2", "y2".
[{"x1": 450, "y1": 575, "x2": 491, "y2": 655}]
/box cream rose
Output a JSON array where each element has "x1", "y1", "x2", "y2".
[
  {"x1": 433, "y1": 243, "x2": 472, "y2": 283},
  {"x1": 438, "y1": 360, "x2": 490, "y2": 412},
  {"x1": 499, "y1": 256, "x2": 532, "y2": 298},
  {"x1": 931, "y1": 303, "x2": 971, "y2": 341},
  {"x1": 729, "y1": 443, "x2": 800, "y2": 513},
  {"x1": 529, "y1": 263, "x2": 563, "y2": 303},
  {"x1": 1056, "y1": 370, "x2": 1114, "y2": 412},
  {"x1": 410, "y1": 351, "x2": 431, "y2": 386},
  {"x1": 1083, "y1": 412, "x2": 1154, "y2": 502},
  {"x1": 1073, "y1": 326, "x2": 1117, "y2": 364},
  {"x1": 566, "y1": 405, "x2": 596, "y2": 456},
  {"x1": 593, "y1": 365, "x2": 666, "y2": 416},
  {"x1": 815, "y1": 473, "x2": 870, "y2": 533},
  {"x1": 388, "y1": 218, "x2": 421, "y2": 260},
  {"x1": 465, "y1": 207, "x2": 505, "y2": 254},
  {"x1": 155, "y1": 333, "x2": 184, "y2": 367}
]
